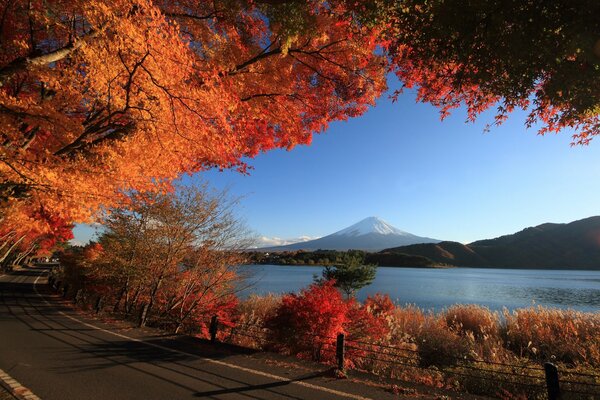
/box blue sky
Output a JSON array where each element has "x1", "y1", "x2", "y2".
[{"x1": 73, "y1": 76, "x2": 600, "y2": 245}]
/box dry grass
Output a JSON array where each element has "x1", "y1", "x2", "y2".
[
  {"x1": 225, "y1": 294, "x2": 281, "y2": 349},
  {"x1": 234, "y1": 298, "x2": 600, "y2": 399},
  {"x1": 445, "y1": 304, "x2": 499, "y2": 340},
  {"x1": 388, "y1": 304, "x2": 426, "y2": 341},
  {"x1": 503, "y1": 306, "x2": 600, "y2": 365},
  {"x1": 235, "y1": 294, "x2": 281, "y2": 326}
]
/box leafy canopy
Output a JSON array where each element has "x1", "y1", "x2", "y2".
[
  {"x1": 2, "y1": 0, "x2": 600, "y2": 256},
  {"x1": 370, "y1": 0, "x2": 600, "y2": 141},
  {"x1": 0, "y1": 0, "x2": 386, "y2": 252}
]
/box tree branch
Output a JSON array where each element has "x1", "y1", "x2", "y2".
[{"x1": 0, "y1": 28, "x2": 101, "y2": 85}]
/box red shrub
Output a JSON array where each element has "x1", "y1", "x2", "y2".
[{"x1": 265, "y1": 280, "x2": 350, "y2": 362}]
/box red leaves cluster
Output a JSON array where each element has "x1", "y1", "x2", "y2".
[
  {"x1": 0, "y1": 0, "x2": 387, "y2": 252},
  {"x1": 265, "y1": 280, "x2": 350, "y2": 360},
  {"x1": 265, "y1": 280, "x2": 393, "y2": 364}
]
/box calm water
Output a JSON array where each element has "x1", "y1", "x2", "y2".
[{"x1": 239, "y1": 265, "x2": 600, "y2": 312}]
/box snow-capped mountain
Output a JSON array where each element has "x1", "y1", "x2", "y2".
[
  {"x1": 333, "y1": 217, "x2": 412, "y2": 237},
  {"x1": 260, "y1": 217, "x2": 440, "y2": 251}
]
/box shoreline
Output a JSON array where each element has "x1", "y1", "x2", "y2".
[
  {"x1": 243, "y1": 263, "x2": 600, "y2": 271},
  {"x1": 245, "y1": 263, "x2": 452, "y2": 269}
]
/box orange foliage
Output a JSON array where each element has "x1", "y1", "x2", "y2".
[{"x1": 0, "y1": 0, "x2": 386, "y2": 247}]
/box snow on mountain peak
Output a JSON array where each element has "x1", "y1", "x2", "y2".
[{"x1": 332, "y1": 217, "x2": 410, "y2": 237}]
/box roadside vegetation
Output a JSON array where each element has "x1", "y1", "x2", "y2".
[
  {"x1": 56, "y1": 183, "x2": 253, "y2": 335},
  {"x1": 231, "y1": 290, "x2": 600, "y2": 399},
  {"x1": 56, "y1": 238, "x2": 600, "y2": 399}
]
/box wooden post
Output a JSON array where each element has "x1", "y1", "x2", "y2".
[
  {"x1": 209, "y1": 315, "x2": 218, "y2": 343},
  {"x1": 336, "y1": 333, "x2": 345, "y2": 371},
  {"x1": 544, "y1": 362, "x2": 561, "y2": 400},
  {"x1": 94, "y1": 296, "x2": 104, "y2": 314}
]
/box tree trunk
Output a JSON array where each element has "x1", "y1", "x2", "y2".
[
  {"x1": 0, "y1": 235, "x2": 25, "y2": 265},
  {"x1": 113, "y1": 277, "x2": 129, "y2": 312},
  {"x1": 126, "y1": 286, "x2": 141, "y2": 314},
  {"x1": 139, "y1": 275, "x2": 164, "y2": 327}
]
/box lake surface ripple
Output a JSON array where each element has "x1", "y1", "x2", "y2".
[{"x1": 239, "y1": 265, "x2": 600, "y2": 312}]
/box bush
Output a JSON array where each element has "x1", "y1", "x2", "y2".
[
  {"x1": 228, "y1": 294, "x2": 282, "y2": 348},
  {"x1": 364, "y1": 293, "x2": 396, "y2": 318},
  {"x1": 388, "y1": 304, "x2": 426, "y2": 344},
  {"x1": 265, "y1": 280, "x2": 351, "y2": 362}
]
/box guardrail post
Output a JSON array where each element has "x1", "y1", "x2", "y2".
[
  {"x1": 544, "y1": 362, "x2": 561, "y2": 400},
  {"x1": 336, "y1": 333, "x2": 345, "y2": 371},
  {"x1": 209, "y1": 315, "x2": 218, "y2": 343},
  {"x1": 94, "y1": 296, "x2": 104, "y2": 314}
]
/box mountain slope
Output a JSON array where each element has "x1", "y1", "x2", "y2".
[
  {"x1": 381, "y1": 216, "x2": 600, "y2": 269},
  {"x1": 261, "y1": 217, "x2": 440, "y2": 251}
]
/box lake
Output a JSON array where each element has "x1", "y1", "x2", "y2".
[{"x1": 239, "y1": 265, "x2": 600, "y2": 312}]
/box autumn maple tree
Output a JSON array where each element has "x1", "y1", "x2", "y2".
[
  {"x1": 265, "y1": 280, "x2": 351, "y2": 361},
  {"x1": 2, "y1": 0, "x2": 600, "y2": 260},
  {"x1": 264, "y1": 280, "x2": 391, "y2": 363},
  {"x1": 0, "y1": 0, "x2": 386, "y2": 260}
]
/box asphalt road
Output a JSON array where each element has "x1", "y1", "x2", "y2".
[{"x1": 0, "y1": 266, "x2": 403, "y2": 400}]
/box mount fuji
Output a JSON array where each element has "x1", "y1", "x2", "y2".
[{"x1": 260, "y1": 217, "x2": 441, "y2": 251}]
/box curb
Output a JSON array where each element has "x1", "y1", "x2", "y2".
[{"x1": 0, "y1": 369, "x2": 41, "y2": 400}]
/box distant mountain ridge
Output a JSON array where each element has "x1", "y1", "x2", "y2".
[
  {"x1": 260, "y1": 217, "x2": 440, "y2": 251},
  {"x1": 381, "y1": 216, "x2": 600, "y2": 269}
]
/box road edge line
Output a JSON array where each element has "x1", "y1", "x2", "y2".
[
  {"x1": 0, "y1": 368, "x2": 41, "y2": 400},
  {"x1": 31, "y1": 274, "x2": 373, "y2": 400}
]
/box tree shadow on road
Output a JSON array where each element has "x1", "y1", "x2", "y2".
[{"x1": 1, "y1": 267, "x2": 336, "y2": 400}]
